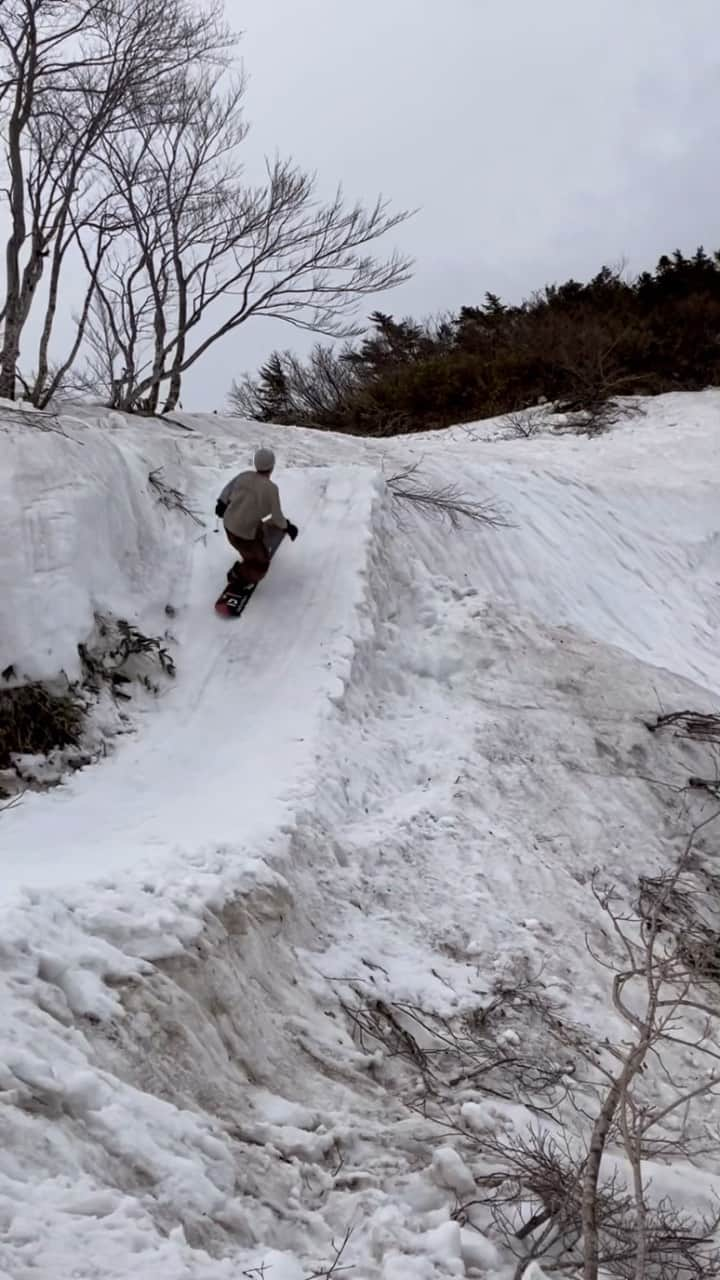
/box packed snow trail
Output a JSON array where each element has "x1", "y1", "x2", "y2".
[
  {"x1": 1, "y1": 465, "x2": 379, "y2": 893},
  {"x1": 1, "y1": 394, "x2": 720, "y2": 1279}
]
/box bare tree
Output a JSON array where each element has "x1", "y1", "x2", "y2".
[
  {"x1": 458, "y1": 815, "x2": 720, "y2": 1280},
  {"x1": 502, "y1": 407, "x2": 550, "y2": 439},
  {"x1": 0, "y1": 0, "x2": 234, "y2": 401},
  {"x1": 1, "y1": 4, "x2": 409, "y2": 410},
  {"x1": 0, "y1": 0, "x2": 96, "y2": 397},
  {"x1": 90, "y1": 70, "x2": 412, "y2": 413},
  {"x1": 67, "y1": 288, "x2": 131, "y2": 403},
  {"x1": 228, "y1": 342, "x2": 361, "y2": 427},
  {"x1": 92, "y1": 70, "x2": 249, "y2": 411},
  {"x1": 578, "y1": 816, "x2": 720, "y2": 1280},
  {"x1": 335, "y1": 793, "x2": 720, "y2": 1280},
  {"x1": 30, "y1": 201, "x2": 124, "y2": 407}
]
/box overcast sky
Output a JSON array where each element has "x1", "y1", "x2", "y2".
[
  {"x1": 182, "y1": 0, "x2": 720, "y2": 407},
  {"x1": 12, "y1": 0, "x2": 712, "y2": 411}
]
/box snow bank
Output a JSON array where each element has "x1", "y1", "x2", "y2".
[
  {"x1": 0, "y1": 412, "x2": 195, "y2": 683},
  {"x1": 383, "y1": 389, "x2": 720, "y2": 694},
  {"x1": 1, "y1": 393, "x2": 719, "y2": 1279}
]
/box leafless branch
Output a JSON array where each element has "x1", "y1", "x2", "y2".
[
  {"x1": 95, "y1": 98, "x2": 412, "y2": 411},
  {"x1": 0, "y1": 789, "x2": 26, "y2": 813},
  {"x1": 385, "y1": 460, "x2": 512, "y2": 529},
  {"x1": 392, "y1": 810, "x2": 720, "y2": 1280},
  {"x1": 304, "y1": 1227, "x2": 354, "y2": 1280},
  {"x1": 646, "y1": 710, "x2": 720, "y2": 745},
  {"x1": 148, "y1": 467, "x2": 205, "y2": 527},
  {"x1": 502, "y1": 406, "x2": 550, "y2": 439}
]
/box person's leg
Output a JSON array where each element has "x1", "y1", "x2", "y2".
[
  {"x1": 226, "y1": 527, "x2": 270, "y2": 586},
  {"x1": 241, "y1": 531, "x2": 270, "y2": 585}
]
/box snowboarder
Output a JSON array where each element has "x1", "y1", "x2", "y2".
[{"x1": 215, "y1": 447, "x2": 298, "y2": 588}]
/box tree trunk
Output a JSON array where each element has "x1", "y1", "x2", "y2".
[
  {"x1": 162, "y1": 361, "x2": 183, "y2": 412},
  {"x1": 162, "y1": 257, "x2": 186, "y2": 412},
  {"x1": 0, "y1": 52, "x2": 53, "y2": 400},
  {"x1": 0, "y1": 321, "x2": 21, "y2": 400},
  {"x1": 34, "y1": 212, "x2": 70, "y2": 403},
  {"x1": 581, "y1": 1037, "x2": 650, "y2": 1280},
  {"x1": 0, "y1": 96, "x2": 27, "y2": 400},
  {"x1": 581, "y1": 1071, "x2": 623, "y2": 1280},
  {"x1": 37, "y1": 271, "x2": 102, "y2": 409},
  {"x1": 0, "y1": 225, "x2": 51, "y2": 402},
  {"x1": 146, "y1": 294, "x2": 167, "y2": 412}
]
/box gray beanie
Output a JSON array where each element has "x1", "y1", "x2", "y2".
[{"x1": 254, "y1": 446, "x2": 276, "y2": 473}]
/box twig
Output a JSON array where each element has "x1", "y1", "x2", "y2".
[
  {"x1": 148, "y1": 468, "x2": 205, "y2": 527},
  {"x1": 646, "y1": 710, "x2": 720, "y2": 744},
  {"x1": 0, "y1": 790, "x2": 25, "y2": 813},
  {"x1": 305, "y1": 1226, "x2": 354, "y2": 1280}
]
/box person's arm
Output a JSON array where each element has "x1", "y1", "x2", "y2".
[
  {"x1": 215, "y1": 474, "x2": 240, "y2": 518},
  {"x1": 218, "y1": 474, "x2": 240, "y2": 506},
  {"x1": 268, "y1": 482, "x2": 288, "y2": 530}
]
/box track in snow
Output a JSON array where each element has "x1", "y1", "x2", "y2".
[{"x1": 2, "y1": 466, "x2": 379, "y2": 895}]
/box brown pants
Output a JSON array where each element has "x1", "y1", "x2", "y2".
[{"x1": 225, "y1": 525, "x2": 270, "y2": 586}]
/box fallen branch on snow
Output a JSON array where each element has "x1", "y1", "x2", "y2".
[
  {"x1": 149, "y1": 467, "x2": 205, "y2": 526},
  {"x1": 645, "y1": 710, "x2": 720, "y2": 744},
  {"x1": 384, "y1": 461, "x2": 512, "y2": 529}
]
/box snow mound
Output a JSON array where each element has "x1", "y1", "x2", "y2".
[{"x1": 0, "y1": 414, "x2": 196, "y2": 684}]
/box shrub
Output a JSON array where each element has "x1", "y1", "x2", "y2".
[
  {"x1": 0, "y1": 684, "x2": 84, "y2": 769},
  {"x1": 231, "y1": 248, "x2": 720, "y2": 435}
]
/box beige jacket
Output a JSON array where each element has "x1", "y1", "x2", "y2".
[{"x1": 220, "y1": 470, "x2": 288, "y2": 540}]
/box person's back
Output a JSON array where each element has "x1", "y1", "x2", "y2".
[
  {"x1": 215, "y1": 447, "x2": 298, "y2": 589},
  {"x1": 220, "y1": 469, "x2": 285, "y2": 540}
]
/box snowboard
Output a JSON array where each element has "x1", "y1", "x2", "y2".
[{"x1": 214, "y1": 526, "x2": 287, "y2": 618}]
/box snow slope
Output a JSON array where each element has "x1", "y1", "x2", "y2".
[
  {"x1": 2, "y1": 459, "x2": 380, "y2": 893},
  {"x1": 0, "y1": 393, "x2": 719, "y2": 1279}
]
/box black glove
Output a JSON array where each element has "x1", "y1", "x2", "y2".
[
  {"x1": 215, "y1": 498, "x2": 227, "y2": 519},
  {"x1": 285, "y1": 520, "x2": 299, "y2": 541}
]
